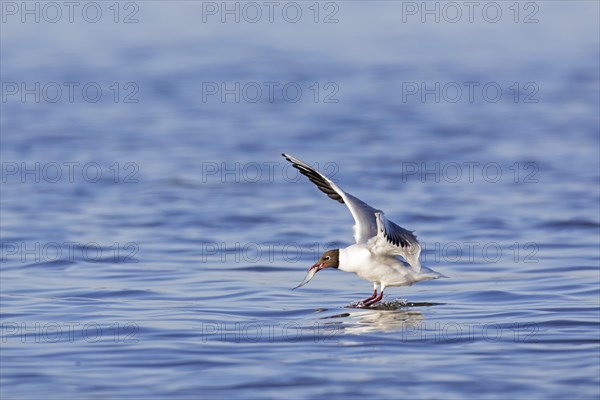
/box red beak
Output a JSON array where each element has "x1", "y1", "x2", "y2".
[{"x1": 310, "y1": 262, "x2": 325, "y2": 271}]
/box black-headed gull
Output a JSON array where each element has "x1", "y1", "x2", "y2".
[{"x1": 283, "y1": 153, "x2": 445, "y2": 307}]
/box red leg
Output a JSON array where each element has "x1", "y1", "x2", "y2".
[
  {"x1": 359, "y1": 289, "x2": 378, "y2": 305},
  {"x1": 362, "y1": 291, "x2": 384, "y2": 307}
]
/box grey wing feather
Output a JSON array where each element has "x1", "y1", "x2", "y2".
[
  {"x1": 373, "y1": 211, "x2": 422, "y2": 272},
  {"x1": 282, "y1": 153, "x2": 377, "y2": 244},
  {"x1": 343, "y1": 193, "x2": 379, "y2": 244}
]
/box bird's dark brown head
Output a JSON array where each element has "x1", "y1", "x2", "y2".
[{"x1": 310, "y1": 249, "x2": 340, "y2": 271}]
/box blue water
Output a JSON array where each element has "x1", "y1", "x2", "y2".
[{"x1": 1, "y1": 1, "x2": 599, "y2": 399}]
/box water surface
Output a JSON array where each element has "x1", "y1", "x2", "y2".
[{"x1": 1, "y1": 2, "x2": 599, "y2": 399}]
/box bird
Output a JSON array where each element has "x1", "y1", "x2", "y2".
[{"x1": 282, "y1": 153, "x2": 446, "y2": 307}]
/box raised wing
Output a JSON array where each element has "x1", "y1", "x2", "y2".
[
  {"x1": 282, "y1": 153, "x2": 422, "y2": 272},
  {"x1": 371, "y1": 211, "x2": 421, "y2": 272},
  {"x1": 282, "y1": 153, "x2": 377, "y2": 244}
]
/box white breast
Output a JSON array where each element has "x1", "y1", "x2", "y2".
[
  {"x1": 338, "y1": 244, "x2": 421, "y2": 287},
  {"x1": 338, "y1": 244, "x2": 372, "y2": 274}
]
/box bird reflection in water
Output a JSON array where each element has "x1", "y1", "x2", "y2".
[{"x1": 317, "y1": 301, "x2": 442, "y2": 335}]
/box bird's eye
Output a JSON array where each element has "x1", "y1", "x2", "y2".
[{"x1": 325, "y1": 256, "x2": 331, "y2": 260}]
